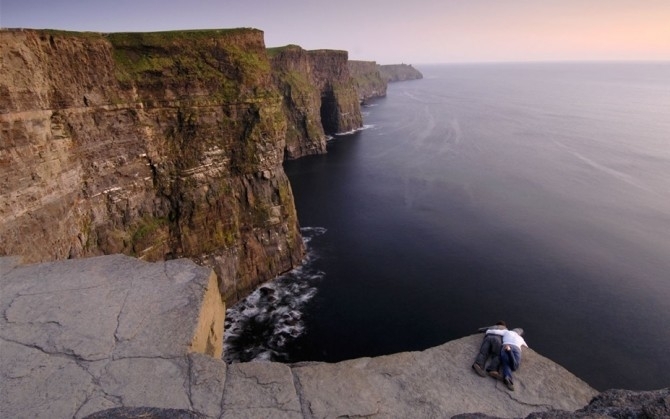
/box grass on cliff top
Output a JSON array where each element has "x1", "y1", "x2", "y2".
[
  {"x1": 14, "y1": 28, "x2": 260, "y2": 41},
  {"x1": 107, "y1": 29, "x2": 272, "y2": 98},
  {"x1": 106, "y1": 28, "x2": 261, "y2": 46},
  {"x1": 266, "y1": 44, "x2": 303, "y2": 58},
  {"x1": 36, "y1": 29, "x2": 106, "y2": 39}
]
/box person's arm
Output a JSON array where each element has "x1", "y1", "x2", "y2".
[
  {"x1": 485, "y1": 328, "x2": 506, "y2": 336},
  {"x1": 477, "y1": 325, "x2": 497, "y2": 332}
]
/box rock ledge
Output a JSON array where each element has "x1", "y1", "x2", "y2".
[{"x1": 1, "y1": 256, "x2": 603, "y2": 418}]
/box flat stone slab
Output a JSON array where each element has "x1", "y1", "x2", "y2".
[
  {"x1": 0, "y1": 256, "x2": 599, "y2": 418},
  {"x1": 0, "y1": 255, "x2": 224, "y2": 418},
  {"x1": 222, "y1": 362, "x2": 302, "y2": 419}
]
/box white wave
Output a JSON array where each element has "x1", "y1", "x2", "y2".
[
  {"x1": 300, "y1": 226, "x2": 327, "y2": 244},
  {"x1": 223, "y1": 226, "x2": 327, "y2": 363},
  {"x1": 334, "y1": 124, "x2": 374, "y2": 136},
  {"x1": 301, "y1": 226, "x2": 327, "y2": 234}
]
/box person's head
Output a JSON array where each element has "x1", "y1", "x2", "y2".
[{"x1": 496, "y1": 321, "x2": 507, "y2": 328}]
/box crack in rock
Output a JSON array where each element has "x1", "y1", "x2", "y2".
[
  {"x1": 290, "y1": 367, "x2": 313, "y2": 419},
  {"x1": 113, "y1": 291, "x2": 130, "y2": 344}
]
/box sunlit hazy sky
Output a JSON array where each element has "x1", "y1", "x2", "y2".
[{"x1": 2, "y1": 0, "x2": 669, "y2": 64}]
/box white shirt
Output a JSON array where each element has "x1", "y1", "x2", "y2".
[
  {"x1": 486, "y1": 329, "x2": 528, "y2": 349},
  {"x1": 503, "y1": 330, "x2": 527, "y2": 349}
]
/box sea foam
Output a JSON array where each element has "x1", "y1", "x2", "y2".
[{"x1": 223, "y1": 227, "x2": 326, "y2": 363}]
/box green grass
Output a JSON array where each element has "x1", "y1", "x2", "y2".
[{"x1": 107, "y1": 28, "x2": 271, "y2": 98}]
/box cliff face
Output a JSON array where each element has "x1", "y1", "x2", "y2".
[
  {"x1": 379, "y1": 63, "x2": 423, "y2": 82},
  {"x1": 348, "y1": 60, "x2": 387, "y2": 102},
  {"x1": 269, "y1": 45, "x2": 327, "y2": 159},
  {"x1": 0, "y1": 28, "x2": 304, "y2": 304},
  {"x1": 309, "y1": 49, "x2": 363, "y2": 135},
  {"x1": 270, "y1": 45, "x2": 362, "y2": 159}
]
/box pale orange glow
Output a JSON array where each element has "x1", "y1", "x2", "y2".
[{"x1": 2, "y1": 0, "x2": 669, "y2": 63}]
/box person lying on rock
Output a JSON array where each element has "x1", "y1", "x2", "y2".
[
  {"x1": 472, "y1": 321, "x2": 507, "y2": 379},
  {"x1": 486, "y1": 327, "x2": 528, "y2": 391}
]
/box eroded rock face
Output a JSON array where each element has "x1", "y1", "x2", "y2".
[
  {"x1": 270, "y1": 45, "x2": 363, "y2": 159},
  {"x1": 309, "y1": 49, "x2": 363, "y2": 135},
  {"x1": 348, "y1": 60, "x2": 387, "y2": 102},
  {"x1": 0, "y1": 28, "x2": 304, "y2": 304},
  {"x1": 269, "y1": 45, "x2": 327, "y2": 159}
]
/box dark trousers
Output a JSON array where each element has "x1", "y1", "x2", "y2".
[
  {"x1": 501, "y1": 345, "x2": 522, "y2": 380},
  {"x1": 474, "y1": 334, "x2": 503, "y2": 372}
]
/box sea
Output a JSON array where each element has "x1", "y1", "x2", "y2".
[{"x1": 224, "y1": 62, "x2": 670, "y2": 391}]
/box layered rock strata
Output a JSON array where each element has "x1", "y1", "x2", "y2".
[
  {"x1": 0, "y1": 255, "x2": 600, "y2": 419},
  {"x1": 307, "y1": 49, "x2": 363, "y2": 135},
  {"x1": 269, "y1": 45, "x2": 363, "y2": 159},
  {"x1": 348, "y1": 60, "x2": 387, "y2": 103},
  {"x1": 0, "y1": 28, "x2": 304, "y2": 304},
  {"x1": 268, "y1": 45, "x2": 327, "y2": 159}
]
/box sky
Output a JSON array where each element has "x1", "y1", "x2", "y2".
[{"x1": 2, "y1": 0, "x2": 669, "y2": 64}]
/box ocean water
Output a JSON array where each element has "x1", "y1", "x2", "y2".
[{"x1": 226, "y1": 62, "x2": 670, "y2": 391}]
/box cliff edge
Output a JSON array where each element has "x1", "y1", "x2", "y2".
[{"x1": 1, "y1": 255, "x2": 604, "y2": 419}]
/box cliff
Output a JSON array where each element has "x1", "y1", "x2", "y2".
[
  {"x1": 307, "y1": 49, "x2": 363, "y2": 135},
  {"x1": 268, "y1": 45, "x2": 327, "y2": 159},
  {"x1": 379, "y1": 63, "x2": 423, "y2": 82},
  {"x1": 269, "y1": 45, "x2": 362, "y2": 159},
  {"x1": 0, "y1": 28, "x2": 304, "y2": 304},
  {"x1": 1, "y1": 255, "x2": 605, "y2": 419},
  {"x1": 348, "y1": 60, "x2": 387, "y2": 103}
]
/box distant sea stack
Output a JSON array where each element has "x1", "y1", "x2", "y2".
[{"x1": 379, "y1": 63, "x2": 423, "y2": 82}]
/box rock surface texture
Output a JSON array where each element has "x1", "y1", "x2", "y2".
[
  {"x1": 348, "y1": 60, "x2": 387, "y2": 103},
  {"x1": 454, "y1": 388, "x2": 670, "y2": 419},
  {"x1": 0, "y1": 255, "x2": 225, "y2": 418},
  {"x1": 0, "y1": 28, "x2": 304, "y2": 304},
  {"x1": 306, "y1": 49, "x2": 363, "y2": 136},
  {"x1": 270, "y1": 45, "x2": 363, "y2": 159},
  {"x1": 1, "y1": 255, "x2": 600, "y2": 419}
]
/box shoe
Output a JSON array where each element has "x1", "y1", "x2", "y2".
[
  {"x1": 504, "y1": 377, "x2": 515, "y2": 391},
  {"x1": 488, "y1": 370, "x2": 502, "y2": 380},
  {"x1": 472, "y1": 364, "x2": 486, "y2": 377}
]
